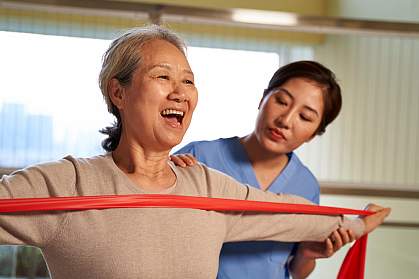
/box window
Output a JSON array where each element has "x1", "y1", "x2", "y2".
[
  {"x1": 0, "y1": 31, "x2": 280, "y2": 168},
  {"x1": 0, "y1": 31, "x2": 111, "y2": 167}
]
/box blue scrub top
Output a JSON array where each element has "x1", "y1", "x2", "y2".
[{"x1": 175, "y1": 137, "x2": 320, "y2": 279}]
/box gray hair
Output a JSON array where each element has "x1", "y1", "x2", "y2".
[
  {"x1": 99, "y1": 25, "x2": 187, "y2": 151},
  {"x1": 99, "y1": 24, "x2": 186, "y2": 113}
]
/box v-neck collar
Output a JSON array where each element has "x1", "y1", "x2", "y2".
[{"x1": 228, "y1": 137, "x2": 298, "y2": 192}]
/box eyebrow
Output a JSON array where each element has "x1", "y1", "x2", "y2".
[
  {"x1": 276, "y1": 87, "x2": 320, "y2": 117},
  {"x1": 148, "y1": 63, "x2": 194, "y2": 77}
]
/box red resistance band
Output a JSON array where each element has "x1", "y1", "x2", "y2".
[{"x1": 0, "y1": 194, "x2": 372, "y2": 279}]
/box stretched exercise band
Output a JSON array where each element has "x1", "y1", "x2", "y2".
[{"x1": 0, "y1": 194, "x2": 371, "y2": 279}]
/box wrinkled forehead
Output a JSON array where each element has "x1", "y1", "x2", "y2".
[{"x1": 138, "y1": 39, "x2": 191, "y2": 71}]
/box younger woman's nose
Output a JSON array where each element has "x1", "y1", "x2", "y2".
[{"x1": 275, "y1": 111, "x2": 294, "y2": 129}]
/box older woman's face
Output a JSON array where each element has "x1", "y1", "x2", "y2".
[
  {"x1": 116, "y1": 39, "x2": 198, "y2": 152},
  {"x1": 254, "y1": 77, "x2": 324, "y2": 155}
]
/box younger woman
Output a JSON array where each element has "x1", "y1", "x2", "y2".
[{"x1": 173, "y1": 61, "x2": 348, "y2": 279}]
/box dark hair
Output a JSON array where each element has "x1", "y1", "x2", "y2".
[
  {"x1": 98, "y1": 25, "x2": 186, "y2": 151},
  {"x1": 263, "y1": 60, "x2": 342, "y2": 135}
]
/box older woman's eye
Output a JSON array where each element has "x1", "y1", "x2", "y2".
[
  {"x1": 184, "y1": 79, "x2": 194, "y2": 85},
  {"x1": 158, "y1": 75, "x2": 170, "y2": 80}
]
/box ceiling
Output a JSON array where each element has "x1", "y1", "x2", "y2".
[{"x1": 2, "y1": 0, "x2": 419, "y2": 37}]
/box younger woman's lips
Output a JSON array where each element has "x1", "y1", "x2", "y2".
[{"x1": 268, "y1": 128, "x2": 286, "y2": 142}]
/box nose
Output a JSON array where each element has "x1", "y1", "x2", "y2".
[
  {"x1": 275, "y1": 109, "x2": 294, "y2": 129},
  {"x1": 168, "y1": 92, "x2": 187, "y2": 103},
  {"x1": 168, "y1": 82, "x2": 189, "y2": 103}
]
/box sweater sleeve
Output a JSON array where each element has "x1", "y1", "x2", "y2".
[
  {"x1": 201, "y1": 165, "x2": 364, "y2": 243},
  {"x1": 0, "y1": 158, "x2": 77, "y2": 247}
]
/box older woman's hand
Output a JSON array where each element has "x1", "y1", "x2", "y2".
[
  {"x1": 362, "y1": 204, "x2": 391, "y2": 234},
  {"x1": 170, "y1": 153, "x2": 198, "y2": 167}
]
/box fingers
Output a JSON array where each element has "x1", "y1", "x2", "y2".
[
  {"x1": 304, "y1": 228, "x2": 358, "y2": 260},
  {"x1": 364, "y1": 203, "x2": 385, "y2": 212},
  {"x1": 325, "y1": 228, "x2": 355, "y2": 257},
  {"x1": 170, "y1": 154, "x2": 198, "y2": 167},
  {"x1": 324, "y1": 238, "x2": 334, "y2": 256},
  {"x1": 184, "y1": 154, "x2": 198, "y2": 165},
  {"x1": 336, "y1": 228, "x2": 356, "y2": 244},
  {"x1": 362, "y1": 205, "x2": 391, "y2": 234},
  {"x1": 330, "y1": 230, "x2": 343, "y2": 250},
  {"x1": 170, "y1": 155, "x2": 187, "y2": 167}
]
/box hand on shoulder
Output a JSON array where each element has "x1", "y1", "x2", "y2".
[{"x1": 170, "y1": 153, "x2": 198, "y2": 167}]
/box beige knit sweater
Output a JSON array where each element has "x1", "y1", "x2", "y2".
[{"x1": 0, "y1": 154, "x2": 363, "y2": 279}]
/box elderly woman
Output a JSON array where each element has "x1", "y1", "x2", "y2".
[{"x1": 0, "y1": 25, "x2": 389, "y2": 279}]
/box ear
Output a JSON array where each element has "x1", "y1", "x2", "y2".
[{"x1": 108, "y1": 78, "x2": 125, "y2": 109}]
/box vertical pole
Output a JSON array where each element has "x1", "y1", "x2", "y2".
[{"x1": 11, "y1": 246, "x2": 17, "y2": 279}]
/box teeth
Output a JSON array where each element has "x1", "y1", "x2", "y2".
[{"x1": 161, "y1": 109, "x2": 184, "y2": 116}]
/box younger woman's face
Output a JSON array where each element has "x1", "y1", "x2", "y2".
[{"x1": 254, "y1": 77, "x2": 324, "y2": 155}]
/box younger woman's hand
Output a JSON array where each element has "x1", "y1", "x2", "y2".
[
  {"x1": 170, "y1": 154, "x2": 198, "y2": 167},
  {"x1": 296, "y1": 228, "x2": 355, "y2": 260}
]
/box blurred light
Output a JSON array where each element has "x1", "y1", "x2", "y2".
[{"x1": 232, "y1": 9, "x2": 298, "y2": 26}]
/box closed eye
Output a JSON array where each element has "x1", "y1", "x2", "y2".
[
  {"x1": 276, "y1": 97, "x2": 288, "y2": 106},
  {"x1": 300, "y1": 114, "x2": 313, "y2": 122}
]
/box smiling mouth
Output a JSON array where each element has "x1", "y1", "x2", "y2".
[{"x1": 161, "y1": 109, "x2": 185, "y2": 126}]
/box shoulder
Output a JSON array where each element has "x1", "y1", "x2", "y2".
[
  {"x1": 64, "y1": 153, "x2": 114, "y2": 172},
  {"x1": 9, "y1": 156, "x2": 79, "y2": 182},
  {"x1": 172, "y1": 161, "x2": 250, "y2": 199},
  {"x1": 1, "y1": 154, "x2": 114, "y2": 198},
  {"x1": 15, "y1": 153, "x2": 111, "y2": 174},
  {"x1": 286, "y1": 153, "x2": 320, "y2": 203},
  {"x1": 288, "y1": 153, "x2": 319, "y2": 186},
  {"x1": 1, "y1": 156, "x2": 79, "y2": 198},
  {"x1": 64, "y1": 154, "x2": 126, "y2": 189},
  {"x1": 172, "y1": 161, "x2": 228, "y2": 189}
]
